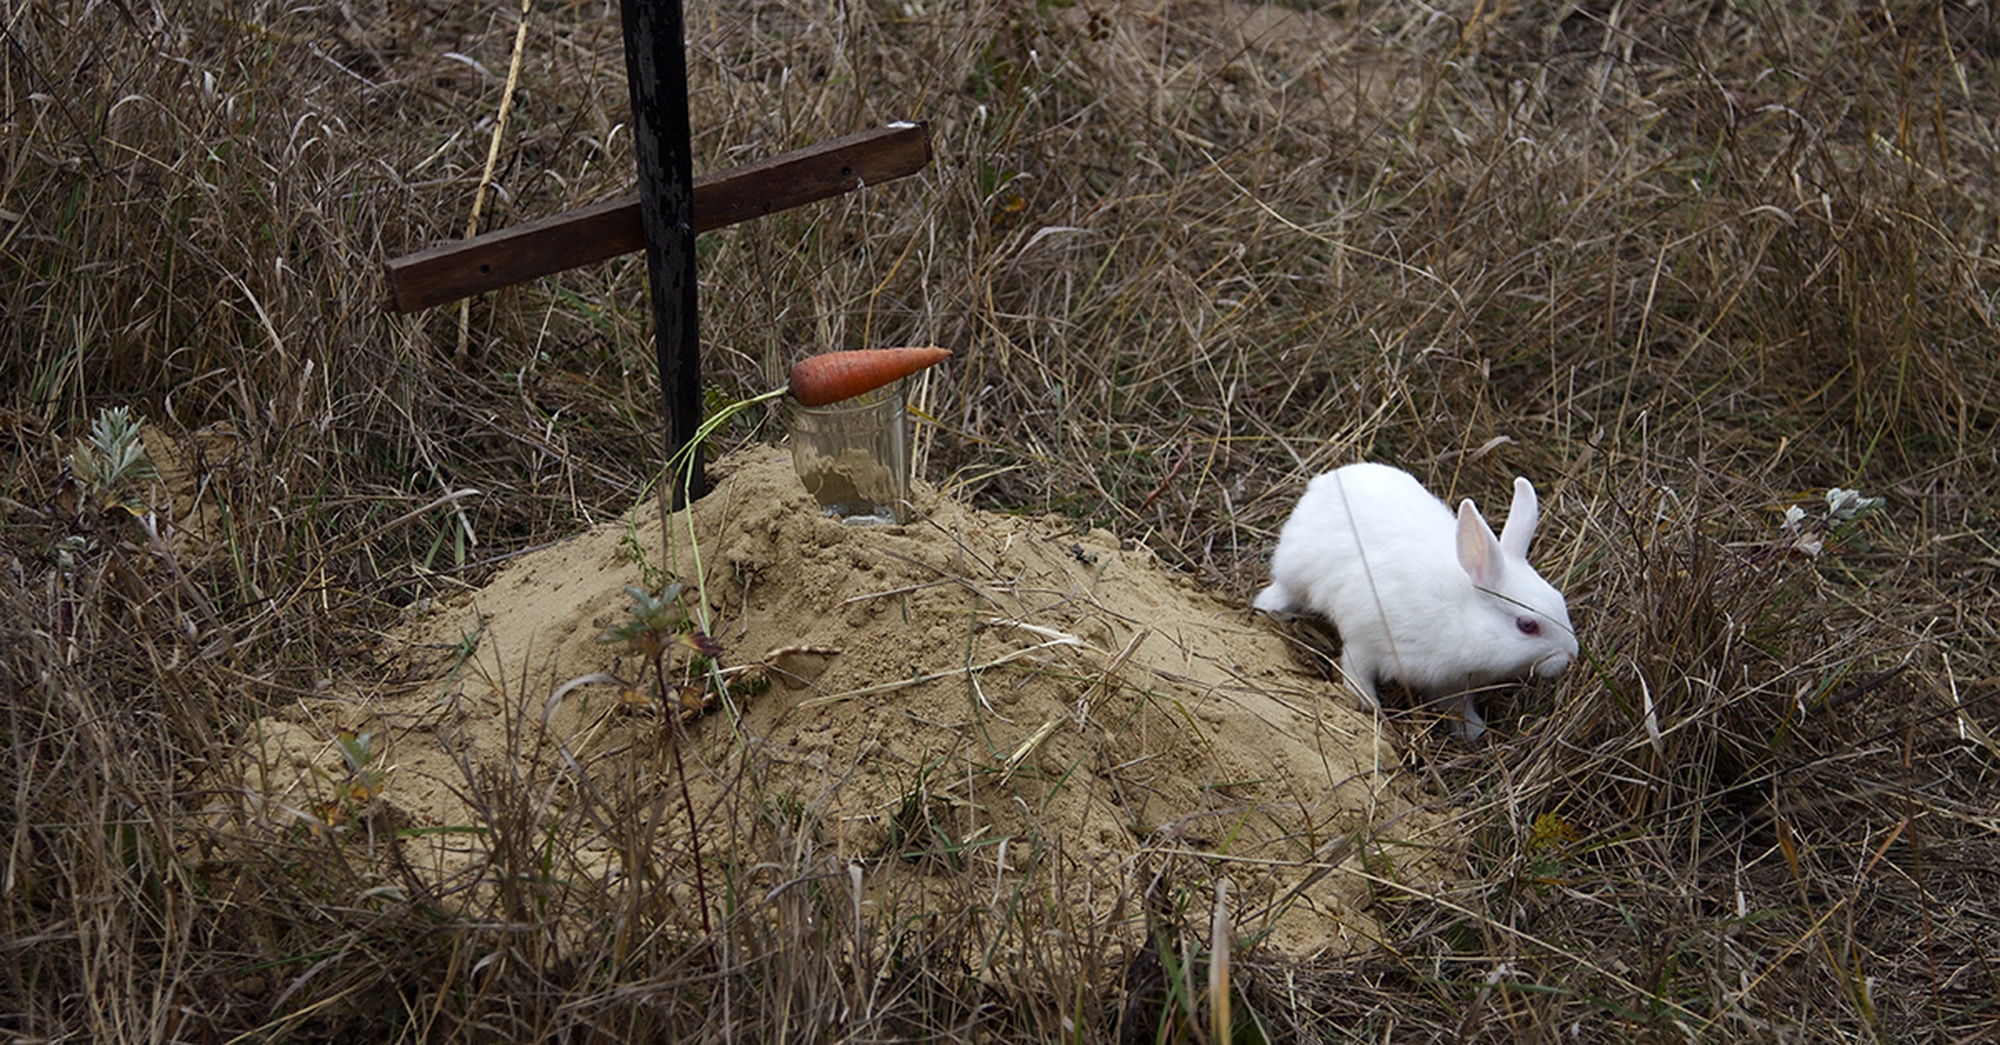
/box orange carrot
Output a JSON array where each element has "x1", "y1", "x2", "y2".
[{"x1": 787, "y1": 347, "x2": 952, "y2": 407}]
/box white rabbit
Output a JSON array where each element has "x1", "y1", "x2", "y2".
[{"x1": 1253, "y1": 463, "x2": 1578, "y2": 740}]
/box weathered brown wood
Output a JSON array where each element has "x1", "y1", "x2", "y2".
[{"x1": 384, "y1": 122, "x2": 931, "y2": 314}]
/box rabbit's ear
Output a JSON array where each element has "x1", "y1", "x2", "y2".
[
  {"x1": 1456, "y1": 499, "x2": 1506, "y2": 589},
  {"x1": 1498, "y1": 477, "x2": 1539, "y2": 559}
]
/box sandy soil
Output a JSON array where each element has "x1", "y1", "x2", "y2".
[{"x1": 233, "y1": 445, "x2": 1459, "y2": 959}]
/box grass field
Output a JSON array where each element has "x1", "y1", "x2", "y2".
[{"x1": 6, "y1": 0, "x2": 2000, "y2": 1040}]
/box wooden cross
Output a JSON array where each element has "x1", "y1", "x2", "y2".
[{"x1": 383, "y1": 0, "x2": 931, "y2": 505}]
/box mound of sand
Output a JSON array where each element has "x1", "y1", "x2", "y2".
[{"x1": 239, "y1": 446, "x2": 1457, "y2": 958}]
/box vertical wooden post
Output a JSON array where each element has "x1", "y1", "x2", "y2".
[{"x1": 618, "y1": 0, "x2": 705, "y2": 506}]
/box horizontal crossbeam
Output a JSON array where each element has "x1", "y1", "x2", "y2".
[{"x1": 384, "y1": 122, "x2": 930, "y2": 313}]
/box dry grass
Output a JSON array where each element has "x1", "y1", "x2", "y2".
[{"x1": 5, "y1": 0, "x2": 2000, "y2": 1039}]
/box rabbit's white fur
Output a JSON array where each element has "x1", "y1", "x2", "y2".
[{"x1": 1254, "y1": 463, "x2": 1577, "y2": 739}]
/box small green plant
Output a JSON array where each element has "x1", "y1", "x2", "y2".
[
  {"x1": 597, "y1": 583, "x2": 723, "y2": 696},
  {"x1": 615, "y1": 527, "x2": 667, "y2": 593},
  {"x1": 334, "y1": 731, "x2": 388, "y2": 801},
  {"x1": 597, "y1": 581, "x2": 724, "y2": 933},
  {"x1": 310, "y1": 731, "x2": 388, "y2": 834},
  {"x1": 68, "y1": 406, "x2": 157, "y2": 515}
]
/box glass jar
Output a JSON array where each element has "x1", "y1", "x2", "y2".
[{"x1": 786, "y1": 379, "x2": 910, "y2": 525}]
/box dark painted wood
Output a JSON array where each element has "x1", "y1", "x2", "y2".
[
  {"x1": 620, "y1": 0, "x2": 703, "y2": 506},
  {"x1": 382, "y1": 123, "x2": 931, "y2": 314}
]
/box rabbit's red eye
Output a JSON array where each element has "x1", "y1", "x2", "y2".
[{"x1": 1516, "y1": 617, "x2": 1541, "y2": 636}]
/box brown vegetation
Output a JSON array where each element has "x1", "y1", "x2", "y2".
[{"x1": 4, "y1": 0, "x2": 1999, "y2": 1039}]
